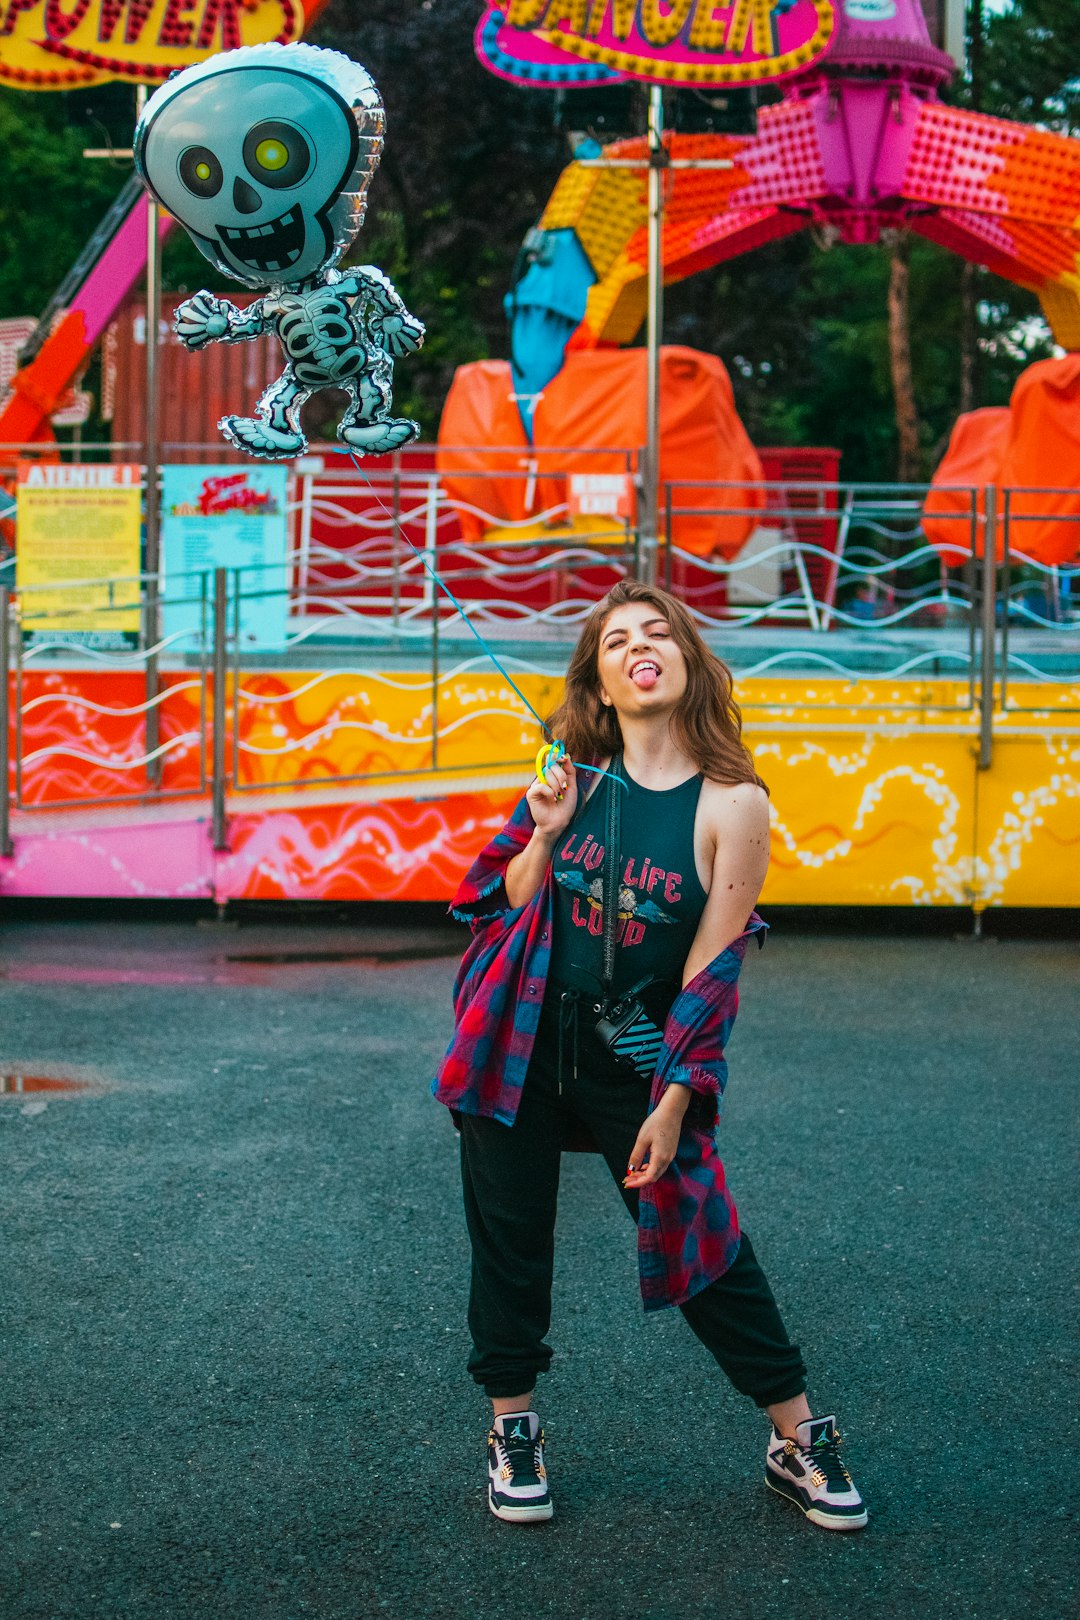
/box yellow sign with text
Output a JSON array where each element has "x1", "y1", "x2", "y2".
[
  {"x1": 0, "y1": 0, "x2": 306, "y2": 89},
  {"x1": 16, "y1": 462, "x2": 143, "y2": 644},
  {"x1": 481, "y1": 0, "x2": 834, "y2": 88}
]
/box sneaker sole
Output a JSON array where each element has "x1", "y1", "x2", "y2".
[
  {"x1": 487, "y1": 1486, "x2": 554, "y2": 1523},
  {"x1": 765, "y1": 1469, "x2": 868, "y2": 1531}
]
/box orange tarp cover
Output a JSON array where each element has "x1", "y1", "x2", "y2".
[
  {"x1": 923, "y1": 408, "x2": 1010, "y2": 560},
  {"x1": 437, "y1": 347, "x2": 764, "y2": 559},
  {"x1": 926, "y1": 357, "x2": 1080, "y2": 564}
]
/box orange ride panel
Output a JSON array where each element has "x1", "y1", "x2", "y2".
[
  {"x1": 926, "y1": 357, "x2": 1080, "y2": 565},
  {"x1": 436, "y1": 361, "x2": 533, "y2": 542},
  {"x1": 924, "y1": 407, "x2": 1010, "y2": 562},
  {"x1": 438, "y1": 347, "x2": 764, "y2": 559},
  {"x1": 1001, "y1": 356, "x2": 1080, "y2": 566}
]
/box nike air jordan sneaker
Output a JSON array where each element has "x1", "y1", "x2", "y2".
[
  {"x1": 487, "y1": 1410, "x2": 553, "y2": 1522},
  {"x1": 765, "y1": 1413, "x2": 867, "y2": 1530}
]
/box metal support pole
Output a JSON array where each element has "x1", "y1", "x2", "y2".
[
  {"x1": 231, "y1": 568, "x2": 241, "y2": 792},
  {"x1": 391, "y1": 461, "x2": 402, "y2": 631},
  {"x1": 0, "y1": 588, "x2": 12, "y2": 858},
  {"x1": 640, "y1": 85, "x2": 665, "y2": 588},
  {"x1": 13, "y1": 593, "x2": 22, "y2": 809},
  {"x1": 140, "y1": 83, "x2": 163, "y2": 787},
  {"x1": 568, "y1": 139, "x2": 728, "y2": 588},
  {"x1": 431, "y1": 590, "x2": 440, "y2": 773},
  {"x1": 965, "y1": 488, "x2": 978, "y2": 711},
  {"x1": 978, "y1": 483, "x2": 997, "y2": 770},
  {"x1": 198, "y1": 573, "x2": 209, "y2": 792},
  {"x1": 296, "y1": 465, "x2": 314, "y2": 615},
  {"x1": 423, "y1": 475, "x2": 438, "y2": 613},
  {"x1": 999, "y1": 485, "x2": 1011, "y2": 711},
  {"x1": 211, "y1": 567, "x2": 229, "y2": 851}
]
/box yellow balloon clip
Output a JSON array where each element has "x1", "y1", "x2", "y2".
[{"x1": 535, "y1": 739, "x2": 566, "y2": 787}]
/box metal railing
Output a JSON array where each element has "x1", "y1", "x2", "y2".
[
  {"x1": 289, "y1": 448, "x2": 638, "y2": 628},
  {"x1": 2, "y1": 474, "x2": 1079, "y2": 850},
  {"x1": 659, "y1": 479, "x2": 986, "y2": 707},
  {"x1": 998, "y1": 490, "x2": 1080, "y2": 713},
  {"x1": 9, "y1": 570, "x2": 211, "y2": 812}
]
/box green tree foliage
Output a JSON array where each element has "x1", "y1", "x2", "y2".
[
  {"x1": 0, "y1": 84, "x2": 132, "y2": 322},
  {"x1": 975, "y1": 0, "x2": 1078, "y2": 132}
]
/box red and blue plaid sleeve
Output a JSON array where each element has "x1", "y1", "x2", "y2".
[
  {"x1": 636, "y1": 913, "x2": 767, "y2": 1311},
  {"x1": 651, "y1": 913, "x2": 768, "y2": 1126},
  {"x1": 433, "y1": 791, "x2": 554, "y2": 1125}
]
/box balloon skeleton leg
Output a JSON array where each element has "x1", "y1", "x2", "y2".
[
  {"x1": 337, "y1": 354, "x2": 416, "y2": 455},
  {"x1": 220, "y1": 364, "x2": 417, "y2": 460},
  {"x1": 220, "y1": 372, "x2": 310, "y2": 460}
]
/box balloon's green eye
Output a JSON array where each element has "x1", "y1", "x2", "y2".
[
  {"x1": 178, "y1": 145, "x2": 222, "y2": 199},
  {"x1": 243, "y1": 122, "x2": 311, "y2": 189},
  {"x1": 254, "y1": 139, "x2": 288, "y2": 172}
]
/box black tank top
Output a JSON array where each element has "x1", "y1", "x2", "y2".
[{"x1": 550, "y1": 763, "x2": 709, "y2": 1006}]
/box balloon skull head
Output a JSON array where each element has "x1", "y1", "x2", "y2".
[
  {"x1": 131, "y1": 43, "x2": 423, "y2": 463},
  {"x1": 135, "y1": 42, "x2": 384, "y2": 290}
]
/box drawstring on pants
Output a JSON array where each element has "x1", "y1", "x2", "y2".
[{"x1": 554, "y1": 988, "x2": 610, "y2": 1097}]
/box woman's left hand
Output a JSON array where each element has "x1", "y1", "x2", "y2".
[{"x1": 623, "y1": 1087, "x2": 691, "y2": 1188}]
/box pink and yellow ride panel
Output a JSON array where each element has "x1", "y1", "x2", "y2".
[{"x1": 4, "y1": 668, "x2": 1078, "y2": 909}]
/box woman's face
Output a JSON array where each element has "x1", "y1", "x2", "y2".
[{"x1": 596, "y1": 601, "x2": 688, "y2": 719}]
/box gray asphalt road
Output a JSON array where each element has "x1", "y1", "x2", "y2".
[{"x1": 1, "y1": 908, "x2": 1076, "y2": 1620}]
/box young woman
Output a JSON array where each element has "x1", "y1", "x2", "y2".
[{"x1": 433, "y1": 581, "x2": 866, "y2": 1531}]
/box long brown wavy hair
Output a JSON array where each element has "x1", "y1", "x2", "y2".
[{"x1": 545, "y1": 580, "x2": 767, "y2": 792}]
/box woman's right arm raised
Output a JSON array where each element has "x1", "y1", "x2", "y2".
[{"x1": 504, "y1": 758, "x2": 578, "y2": 909}]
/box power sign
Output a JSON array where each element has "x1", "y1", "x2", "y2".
[{"x1": 0, "y1": 0, "x2": 318, "y2": 88}]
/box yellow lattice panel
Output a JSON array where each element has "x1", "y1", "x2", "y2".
[
  {"x1": 585, "y1": 255, "x2": 649, "y2": 344},
  {"x1": 541, "y1": 162, "x2": 645, "y2": 280},
  {"x1": 1038, "y1": 278, "x2": 1080, "y2": 351}
]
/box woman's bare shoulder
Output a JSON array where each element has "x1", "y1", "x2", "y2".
[
  {"x1": 699, "y1": 778, "x2": 770, "y2": 833},
  {"x1": 701, "y1": 776, "x2": 768, "y2": 808}
]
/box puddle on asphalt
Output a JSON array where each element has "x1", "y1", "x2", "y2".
[
  {"x1": 1, "y1": 965, "x2": 216, "y2": 986},
  {"x1": 0, "y1": 1072, "x2": 91, "y2": 1095}
]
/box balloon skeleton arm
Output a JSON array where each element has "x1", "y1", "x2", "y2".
[
  {"x1": 174, "y1": 291, "x2": 269, "y2": 349},
  {"x1": 337, "y1": 266, "x2": 424, "y2": 358}
]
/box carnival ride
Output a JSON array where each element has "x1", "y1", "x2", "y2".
[
  {"x1": 925, "y1": 354, "x2": 1080, "y2": 566},
  {"x1": 499, "y1": 0, "x2": 1080, "y2": 430},
  {"x1": 0, "y1": 176, "x2": 173, "y2": 452}
]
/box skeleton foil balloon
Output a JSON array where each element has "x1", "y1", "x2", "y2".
[{"x1": 134, "y1": 44, "x2": 424, "y2": 460}]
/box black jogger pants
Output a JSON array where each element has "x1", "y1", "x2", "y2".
[{"x1": 458, "y1": 998, "x2": 807, "y2": 1404}]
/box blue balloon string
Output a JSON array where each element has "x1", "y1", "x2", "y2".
[{"x1": 339, "y1": 449, "x2": 625, "y2": 787}]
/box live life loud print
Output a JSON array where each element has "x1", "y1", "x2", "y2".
[{"x1": 554, "y1": 829, "x2": 682, "y2": 949}]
